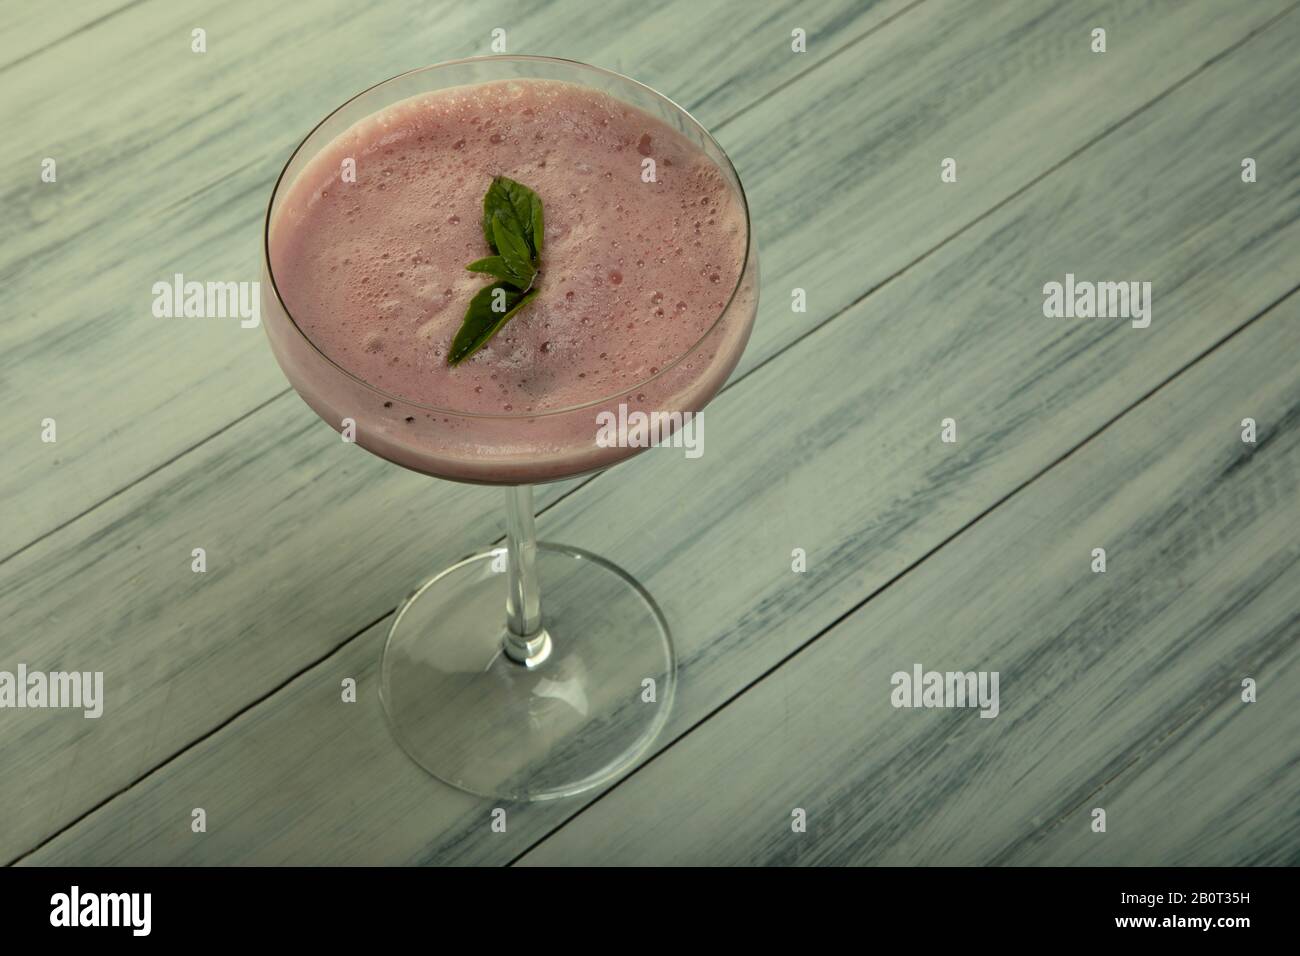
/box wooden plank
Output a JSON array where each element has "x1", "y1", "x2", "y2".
[
  {"x1": 0, "y1": 0, "x2": 911, "y2": 550},
  {"x1": 2, "y1": 0, "x2": 1289, "y2": 549},
  {"x1": 1005, "y1": 640, "x2": 1300, "y2": 866},
  {"x1": 0, "y1": 416, "x2": 586, "y2": 863},
  {"x1": 0, "y1": 0, "x2": 148, "y2": 73},
  {"x1": 515, "y1": 296, "x2": 1300, "y2": 866},
  {"x1": 22, "y1": 12, "x2": 1300, "y2": 864}
]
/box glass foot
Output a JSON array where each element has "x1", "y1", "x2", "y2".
[{"x1": 379, "y1": 543, "x2": 676, "y2": 801}]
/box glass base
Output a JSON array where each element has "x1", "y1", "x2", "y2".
[{"x1": 379, "y1": 543, "x2": 676, "y2": 801}]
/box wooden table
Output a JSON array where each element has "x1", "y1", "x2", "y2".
[{"x1": 2, "y1": 0, "x2": 1297, "y2": 866}]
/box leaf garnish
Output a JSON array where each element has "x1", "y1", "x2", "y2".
[
  {"x1": 450, "y1": 177, "x2": 545, "y2": 366},
  {"x1": 491, "y1": 211, "x2": 535, "y2": 288},
  {"x1": 482, "y1": 176, "x2": 543, "y2": 258},
  {"x1": 448, "y1": 283, "x2": 538, "y2": 366}
]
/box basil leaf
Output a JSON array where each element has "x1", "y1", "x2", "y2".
[
  {"x1": 492, "y1": 211, "x2": 535, "y2": 287},
  {"x1": 447, "y1": 283, "x2": 537, "y2": 366},
  {"x1": 451, "y1": 177, "x2": 545, "y2": 364},
  {"x1": 483, "y1": 176, "x2": 543, "y2": 258},
  {"x1": 530, "y1": 193, "x2": 544, "y2": 256},
  {"x1": 466, "y1": 255, "x2": 526, "y2": 286}
]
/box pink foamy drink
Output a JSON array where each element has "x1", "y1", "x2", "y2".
[{"x1": 266, "y1": 78, "x2": 754, "y2": 483}]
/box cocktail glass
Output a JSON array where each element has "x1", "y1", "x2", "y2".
[{"x1": 261, "y1": 56, "x2": 758, "y2": 801}]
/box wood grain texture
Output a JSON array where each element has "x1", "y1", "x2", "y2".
[
  {"x1": 515, "y1": 295, "x2": 1300, "y2": 866},
  {"x1": 0, "y1": 0, "x2": 147, "y2": 73},
  {"x1": 21, "y1": 6, "x2": 1300, "y2": 864},
  {"x1": 0, "y1": 0, "x2": 913, "y2": 863},
  {"x1": 1005, "y1": 640, "x2": 1300, "y2": 866},
  {"x1": 1, "y1": 0, "x2": 1287, "y2": 548},
  {"x1": 0, "y1": 0, "x2": 912, "y2": 551}
]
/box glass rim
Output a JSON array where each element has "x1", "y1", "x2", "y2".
[{"x1": 262, "y1": 53, "x2": 753, "y2": 420}]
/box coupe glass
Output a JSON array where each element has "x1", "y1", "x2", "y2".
[{"x1": 261, "y1": 56, "x2": 758, "y2": 800}]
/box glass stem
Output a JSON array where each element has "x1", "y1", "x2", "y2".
[{"x1": 503, "y1": 485, "x2": 550, "y2": 666}]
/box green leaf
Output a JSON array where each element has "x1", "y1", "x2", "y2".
[
  {"x1": 452, "y1": 177, "x2": 545, "y2": 364},
  {"x1": 466, "y1": 255, "x2": 526, "y2": 286},
  {"x1": 482, "y1": 176, "x2": 543, "y2": 259},
  {"x1": 447, "y1": 283, "x2": 537, "y2": 366},
  {"x1": 492, "y1": 211, "x2": 535, "y2": 287},
  {"x1": 530, "y1": 194, "x2": 544, "y2": 256}
]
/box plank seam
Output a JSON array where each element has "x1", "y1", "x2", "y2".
[
  {"x1": 0, "y1": 0, "x2": 152, "y2": 76},
  {"x1": 4, "y1": 605, "x2": 395, "y2": 867},
  {"x1": 703, "y1": 0, "x2": 930, "y2": 132},
  {"x1": 0, "y1": 388, "x2": 291, "y2": 567}
]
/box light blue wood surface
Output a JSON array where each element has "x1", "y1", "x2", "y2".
[{"x1": 2, "y1": 0, "x2": 1297, "y2": 865}]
